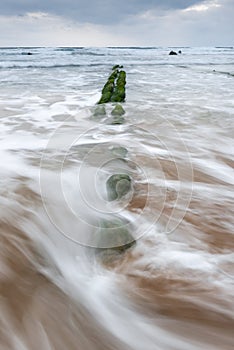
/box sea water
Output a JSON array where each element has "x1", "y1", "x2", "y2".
[{"x1": 0, "y1": 47, "x2": 234, "y2": 349}]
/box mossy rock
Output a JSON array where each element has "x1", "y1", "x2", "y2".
[
  {"x1": 108, "y1": 77, "x2": 115, "y2": 84},
  {"x1": 117, "y1": 79, "x2": 126, "y2": 87},
  {"x1": 111, "y1": 94, "x2": 125, "y2": 103},
  {"x1": 98, "y1": 91, "x2": 112, "y2": 104},
  {"x1": 112, "y1": 65, "x2": 123, "y2": 70},
  {"x1": 94, "y1": 218, "x2": 135, "y2": 251},
  {"x1": 97, "y1": 68, "x2": 126, "y2": 104},
  {"x1": 106, "y1": 174, "x2": 131, "y2": 201},
  {"x1": 109, "y1": 70, "x2": 118, "y2": 80},
  {"x1": 111, "y1": 104, "x2": 125, "y2": 116},
  {"x1": 117, "y1": 89, "x2": 126, "y2": 99},
  {"x1": 117, "y1": 71, "x2": 126, "y2": 83},
  {"x1": 111, "y1": 77, "x2": 126, "y2": 102},
  {"x1": 119, "y1": 70, "x2": 126, "y2": 78},
  {"x1": 102, "y1": 82, "x2": 114, "y2": 94},
  {"x1": 93, "y1": 105, "x2": 106, "y2": 116}
]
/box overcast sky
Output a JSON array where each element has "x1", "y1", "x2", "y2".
[{"x1": 0, "y1": 0, "x2": 233, "y2": 46}]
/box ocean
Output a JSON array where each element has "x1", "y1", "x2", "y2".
[{"x1": 0, "y1": 46, "x2": 234, "y2": 349}]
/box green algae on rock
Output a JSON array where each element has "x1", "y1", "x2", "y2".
[
  {"x1": 106, "y1": 174, "x2": 131, "y2": 201},
  {"x1": 112, "y1": 64, "x2": 123, "y2": 70},
  {"x1": 93, "y1": 105, "x2": 106, "y2": 116},
  {"x1": 94, "y1": 218, "x2": 135, "y2": 252},
  {"x1": 97, "y1": 67, "x2": 126, "y2": 104},
  {"x1": 110, "y1": 70, "x2": 126, "y2": 103},
  {"x1": 111, "y1": 104, "x2": 125, "y2": 116}
]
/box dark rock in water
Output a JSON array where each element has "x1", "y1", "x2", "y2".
[
  {"x1": 111, "y1": 88, "x2": 125, "y2": 103},
  {"x1": 98, "y1": 91, "x2": 112, "y2": 104},
  {"x1": 169, "y1": 50, "x2": 177, "y2": 55},
  {"x1": 102, "y1": 81, "x2": 114, "y2": 94},
  {"x1": 111, "y1": 104, "x2": 125, "y2": 116},
  {"x1": 110, "y1": 70, "x2": 126, "y2": 102},
  {"x1": 117, "y1": 70, "x2": 126, "y2": 82},
  {"x1": 106, "y1": 174, "x2": 131, "y2": 201},
  {"x1": 94, "y1": 218, "x2": 135, "y2": 252},
  {"x1": 110, "y1": 93, "x2": 125, "y2": 103},
  {"x1": 97, "y1": 67, "x2": 126, "y2": 104},
  {"x1": 112, "y1": 64, "x2": 123, "y2": 70}
]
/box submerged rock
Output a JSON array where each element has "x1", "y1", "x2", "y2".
[
  {"x1": 111, "y1": 104, "x2": 125, "y2": 116},
  {"x1": 94, "y1": 218, "x2": 135, "y2": 252},
  {"x1": 111, "y1": 146, "x2": 128, "y2": 158},
  {"x1": 106, "y1": 174, "x2": 131, "y2": 201},
  {"x1": 93, "y1": 105, "x2": 106, "y2": 116},
  {"x1": 111, "y1": 115, "x2": 125, "y2": 125}
]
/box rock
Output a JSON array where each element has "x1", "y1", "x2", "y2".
[
  {"x1": 102, "y1": 81, "x2": 114, "y2": 94},
  {"x1": 106, "y1": 174, "x2": 131, "y2": 201},
  {"x1": 112, "y1": 64, "x2": 123, "y2": 70},
  {"x1": 97, "y1": 67, "x2": 126, "y2": 104},
  {"x1": 111, "y1": 115, "x2": 125, "y2": 124},
  {"x1": 110, "y1": 70, "x2": 126, "y2": 102},
  {"x1": 169, "y1": 50, "x2": 177, "y2": 55},
  {"x1": 111, "y1": 104, "x2": 125, "y2": 116},
  {"x1": 98, "y1": 91, "x2": 112, "y2": 104},
  {"x1": 117, "y1": 70, "x2": 126, "y2": 83},
  {"x1": 93, "y1": 105, "x2": 106, "y2": 116},
  {"x1": 110, "y1": 93, "x2": 125, "y2": 103},
  {"x1": 111, "y1": 146, "x2": 128, "y2": 158},
  {"x1": 94, "y1": 218, "x2": 135, "y2": 252}
]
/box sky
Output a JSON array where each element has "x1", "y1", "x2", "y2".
[{"x1": 0, "y1": 0, "x2": 233, "y2": 46}]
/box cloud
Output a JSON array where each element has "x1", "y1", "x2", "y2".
[
  {"x1": 0, "y1": 0, "x2": 233, "y2": 46},
  {"x1": 182, "y1": 0, "x2": 221, "y2": 12},
  {"x1": 0, "y1": 12, "x2": 135, "y2": 46},
  {"x1": 0, "y1": 1, "x2": 200, "y2": 24},
  {"x1": 119, "y1": 0, "x2": 234, "y2": 46}
]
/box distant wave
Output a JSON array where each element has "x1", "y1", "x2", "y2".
[
  {"x1": 55, "y1": 47, "x2": 84, "y2": 52},
  {"x1": 0, "y1": 63, "x2": 107, "y2": 69},
  {"x1": 107, "y1": 46, "x2": 159, "y2": 50},
  {"x1": 215, "y1": 46, "x2": 233, "y2": 49},
  {"x1": 71, "y1": 51, "x2": 106, "y2": 56},
  {"x1": 53, "y1": 48, "x2": 106, "y2": 56},
  {"x1": 213, "y1": 70, "x2": 234, "y2": 77}
]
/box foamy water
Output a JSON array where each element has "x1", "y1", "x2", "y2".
[{"x1": 0, "y1": 47, "x2": 234, "y2": 350}]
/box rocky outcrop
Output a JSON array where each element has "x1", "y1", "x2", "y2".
[
  {"x1": 111, "y1": 104, "x2": 125, "y2": 116},
  {"x1": 92, "y1": 66, "x2": 135, "y2": 256},
  {"x1": 106, "y1": 174, "x2": 132, "y2": 201},
  {"x1": 169, "y1": 50, "x2": 177, "y2": 55},
  {"x1": 94, "y1": 218, "x2": 135, "y2": 253},
  {"x1": 93, "y1": 105, "x2": 106, "y2": 116},
  {"x1": 97, "y1": 67, "x2": 126, "y2": 104}
]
